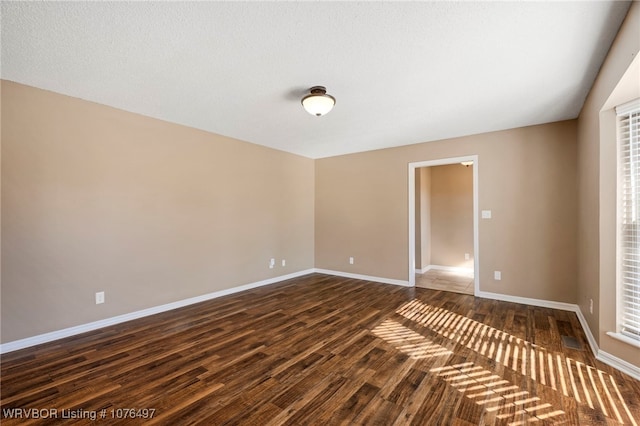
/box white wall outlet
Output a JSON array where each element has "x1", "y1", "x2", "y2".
[
  {"x1": 494, "y1": 271, "x2": 501, "y2": 280},
  {"x1": 482, "y1": 210, "x2": 492, "y2": 219},
  {"x1": 282, "y1": 259, "x2": 286, "y2": 267},
  {"x1": 95, "y1": 291, "x2": 105, "y2": 304},
  {"x1": 269, "y1": 258, "x2": 275, "y2": 269},
  {"x1": 589, "y1": 298, "x2": 593, "y2": 314},
  {"x1": 349, "y1": 257, "x2": 354, "y2": 265},
  {"x1": 465, "y1": 253, "x2": 470, "y2": 260}
]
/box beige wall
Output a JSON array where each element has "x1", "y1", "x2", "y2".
[
  {"x1": 414, "y1": 167, "x2": 433, "y2": 270},
  {"x1": 419, "y1": 167, "x2": 431, "y2": 269},
  {"x1": 315, "y1": 120, "x2": 577, "y2": 302},
  {"x1": 429, "y1": 164, "x2": 474, "y2": 269},
  {"x1": 0, "y1": 81, "x2": 3, "y2": 319},
  {"x1": 414, "y1": 171, "x2": 422, "y2": 269},
  {"x1": 577, "y1": 3, "x2": 640, "y2": 368},
  {"x1": 1, "y1": 81, "x2": 315, "y2": 343}
]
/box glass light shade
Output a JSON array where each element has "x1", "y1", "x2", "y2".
[
  {"x1": 302, "y1": 94, "x2": 335, "y2": 116},
  {"x1": 461, "y1": 161, "x2": 474, "y2": 167},
  {"x1": 301, "y1": 87, "x2": 336, "y2": 116}
]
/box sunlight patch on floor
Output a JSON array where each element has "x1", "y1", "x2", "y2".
[
  {"x1": 371, "y1": 319, "x2": 451, "y2": 359},
  {"x1": 430, "y1": 362, "x2": 565, "y2": 424},
  {"x1": 396, "y1": 299, "x2": 638, "y2": 425}
]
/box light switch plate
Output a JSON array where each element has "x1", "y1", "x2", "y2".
[{"x1": 482, "y1": 210, "x2": 492, "y2": 219}]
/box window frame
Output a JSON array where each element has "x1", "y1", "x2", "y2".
[{"x1": 615, "y1": 98, "x2": 640, "y2": 346}]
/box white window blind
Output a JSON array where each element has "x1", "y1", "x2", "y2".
[{"x1": 618, "y1": 98, "x2": 640, "y2": 341}]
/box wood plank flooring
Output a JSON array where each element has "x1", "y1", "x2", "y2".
[{"x1": 1, "y1": 273, "x2": 639, "y2": 425}]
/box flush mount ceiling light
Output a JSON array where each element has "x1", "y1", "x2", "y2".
[
  {"x1": 461, "y1": 161, "x2": 474, "y2": 167},
  {"x1": 301, "y1": 86, "x2": 336, "y2": 117}
]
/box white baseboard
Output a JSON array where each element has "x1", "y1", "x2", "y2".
[
  {"x1": 574, "y1": 308, "x2": 600, "y2": 358},
  {"x1": 0, "y1": 269, "x2": 315, "y2": 354},
  {"x1": 475, "y1": 290, "x2": 578, "y2": 312},
  {"x1": 313, "y1": 268, "x2": 411, "y2": 287},
  {"x1": 596, "y1": 349, "x2": 640, "y2": 381},
  {"x1": 416, "y1": 265, "x2": 474, "y2": 275},
  {"x1": 476, "y1": 290, "x2": 640, "y2": 381}
]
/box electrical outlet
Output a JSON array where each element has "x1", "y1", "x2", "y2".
[
  {"x1": 349, "y1": 257, "x2": 354, "y2": 265},
  {"x1": 465, "y1": 253, "x2": 470, "y2": 260},
  {"x1": 494, "y1": 271, "x2": 501, "y2": 280},
  {"x1": 95, "y1": 291, "x2": 105, "y2": 304},
  {"x1": 282, "y1": 259, "x2": 286, "y2": 267}
]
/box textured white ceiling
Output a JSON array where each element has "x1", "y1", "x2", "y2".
[{"x1": 1, "y1": 1, "x2": 632, "y2": 158}]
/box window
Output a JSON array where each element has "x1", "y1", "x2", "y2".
[{"x1": 618, "y1": 98, "x2": 640, "y2": 342}]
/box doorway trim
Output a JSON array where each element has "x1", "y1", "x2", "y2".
[{"x1": 408, "y1": 155, "x2": 479, "y2": 294}]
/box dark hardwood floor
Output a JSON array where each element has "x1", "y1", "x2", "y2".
[{"x1": 1, "y1": 273, "x2": 639, "y2": 425}]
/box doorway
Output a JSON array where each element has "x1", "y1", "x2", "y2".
[{"x1": 408, "y1": 156, "x2": 479, "y2": 295}]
